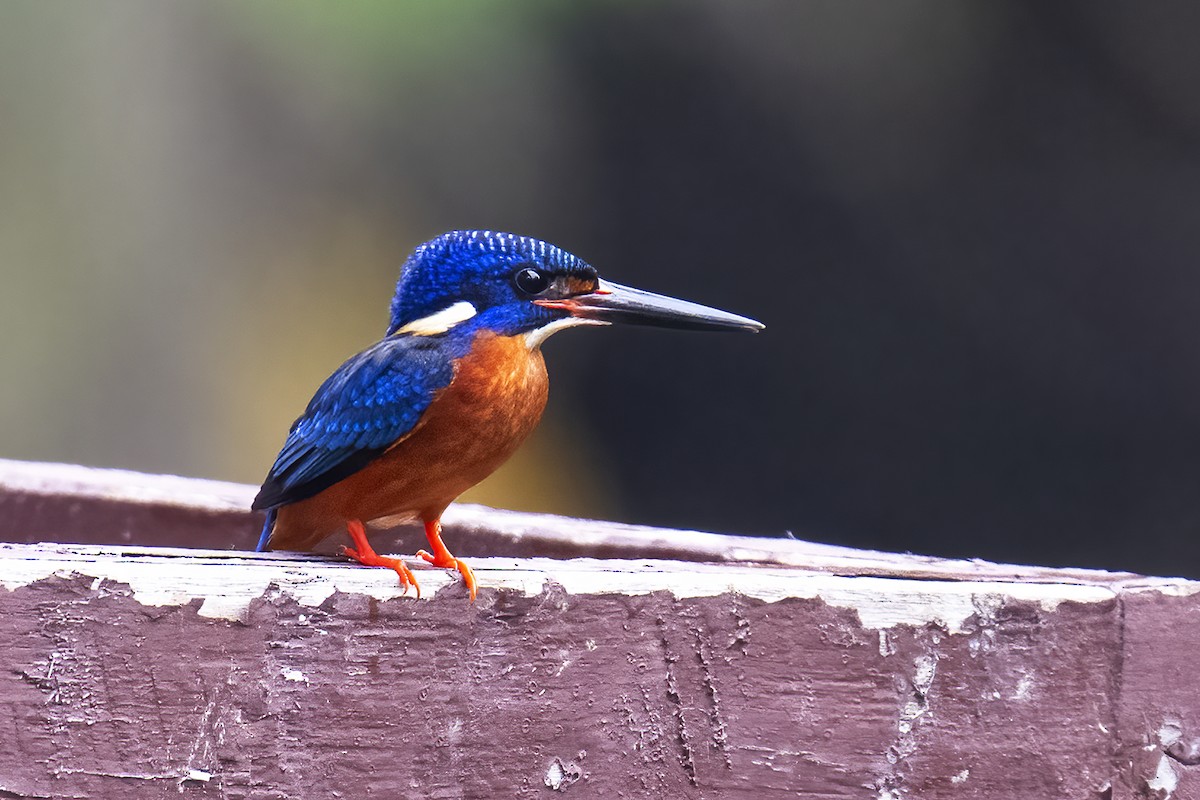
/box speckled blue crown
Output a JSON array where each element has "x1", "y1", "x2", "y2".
[{"x1": 388, "y1": 230, "x2": 590, "y2": 334}]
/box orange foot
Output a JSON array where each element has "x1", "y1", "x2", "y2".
[
  {"x1": 341, "y1": 519, "x2": 421, "y2": 599},
  {"x1": 416, "y1": 518, "x2": 477, "y2": 603}
]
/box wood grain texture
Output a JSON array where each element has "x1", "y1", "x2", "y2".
[
  {"x1": 0, "y1": 459, "x2": 1197, "y2": 798},
  {"x1": 0, "y1": 544, "x2": 1195, "y2": 799}
]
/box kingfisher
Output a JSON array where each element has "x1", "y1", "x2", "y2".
[{"x1": 252, "y1": 230, "x2": 763, "y2": 601}]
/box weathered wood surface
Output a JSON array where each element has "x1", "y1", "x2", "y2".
[
  {"x1": 0, "y1": 459, "x2": 1197, "y2": 799},
  {"x1": 0, "y1": 458, "x2": 1153, "y2": 585}
]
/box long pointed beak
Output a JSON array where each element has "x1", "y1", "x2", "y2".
[{"x1": 535, "y1": 279, "x2": 764, "y2": 333}]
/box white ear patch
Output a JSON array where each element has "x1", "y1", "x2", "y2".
[
  {"x1": 395, "y1": 301, "x2": 477, "y2": 336},
  {"x1": 524, "y1": 317, "x2": 609, "y2": 350}
]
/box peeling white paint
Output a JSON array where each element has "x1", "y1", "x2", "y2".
[
  {"x1": 6, "y1": 458, "x2": 1192, "y2": 594},
  {"x1": 913, "y1": 656, "x2": 937, "y2": 695},
  {"x1": 544, "y1": 759, "x2": 565, "y2": 791},
  {"x1": 1129, "y1": 582, "x2": 1200, "y2": 599},
  {"x1": 0, "y1": 545, "x2": 1118, "y2": 630},
  {"x1": 280, "y1": 668, "x2": 307, "y2": 683},
  {"x1": 898, "y1": 702, "x2": 921, "y2": 734},
  {"x1": 897, "y1": 655, "x2": 936, "y2": 737},
  {"x1": 1159, "y1": 719, "x2": 1184, "y2": 748},
  {"x1": 1012, "y1": 671, "x2": 1035, "y2": 701},
  {"x1": 1148, "y1": 754, "x2": 1178, "y2": 796}
]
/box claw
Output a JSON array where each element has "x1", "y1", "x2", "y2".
[
  {"x1": 342, "y1": 520, "x2": 421, "y2": 599},
  {"x1": 421, "y1": 519, "x2": 478, "y2": 603}
]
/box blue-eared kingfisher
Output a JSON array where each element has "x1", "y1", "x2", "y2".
[{"x1": 253, "y1": 231, "x2": 763, "y2": 601}]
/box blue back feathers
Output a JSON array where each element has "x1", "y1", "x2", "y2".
[
  {"x1": 252, "y1": 336, "x2": 453, "y2": 511},
  {"x1": 253, "y1": 231, "x2": 592, "y2": 516}
]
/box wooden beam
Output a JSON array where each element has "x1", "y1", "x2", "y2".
[{"x1": 0, "y1": 459, "x2": 1197, "y2": 798}]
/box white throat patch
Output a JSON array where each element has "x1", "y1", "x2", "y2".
[
  {"x1": 524, "y1": 317, "x2": 609, "y2": 350},
  {"x1": 395, "y1": 301, "x2": 478, "y2": 336}
]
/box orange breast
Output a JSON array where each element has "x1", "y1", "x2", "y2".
[{"x1": 271, "y1": 331, "x2": 549, "y2": 550}]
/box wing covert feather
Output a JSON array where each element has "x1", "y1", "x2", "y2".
[{"x1": 252, "y1": 336, "x2": 454, "y2": 510}]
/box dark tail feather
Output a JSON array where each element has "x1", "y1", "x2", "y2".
[{"x1": 255, "y1": 508, "x2": 276, "y2": 552}]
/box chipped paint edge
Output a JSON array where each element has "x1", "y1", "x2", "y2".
[
  {"x1": 0, "y1": 545, "x2": 1122, "y2": 631},
  {"x1": 0, "y1": 458, "x2": 1166, "y2": 587}
]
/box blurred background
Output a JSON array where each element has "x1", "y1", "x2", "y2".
[{"x1": 2, "y1": 2, "x2": 1199, "y2": 577}]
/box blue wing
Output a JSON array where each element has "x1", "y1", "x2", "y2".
[{"x1": 252, "y1": 335, "x2": 454, "y2": 513}]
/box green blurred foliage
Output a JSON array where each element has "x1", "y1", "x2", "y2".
[{"x1": 0, "y1": 1, "x2": 612, "y2": 517}]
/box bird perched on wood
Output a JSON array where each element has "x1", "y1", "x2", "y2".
[{"x1": 252, "y1": 230, "x2": 763, "y2": 601}]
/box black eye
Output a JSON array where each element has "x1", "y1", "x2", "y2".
[{"x1": 514, "y1": 267, "x2": 550, "y2": 296}]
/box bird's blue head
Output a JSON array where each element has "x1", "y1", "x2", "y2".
[
  {"x1": 387, "y1": 230, "x2": 763, "y2": 345},
  {"x1": 388, "y1": 231, "x2": 595, "y2": 340}
]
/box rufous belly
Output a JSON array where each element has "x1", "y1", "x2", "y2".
[{"x1": 270, "y1": 331, "x2": 549, "y2": 551}]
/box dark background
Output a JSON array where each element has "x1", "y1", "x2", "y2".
[{"x1": 2, "y1": 2, "x2": 1198, "y2": 577}]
